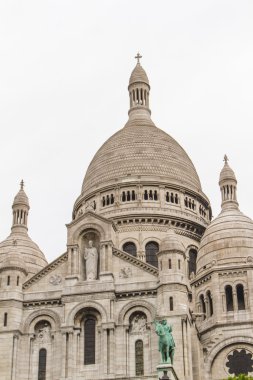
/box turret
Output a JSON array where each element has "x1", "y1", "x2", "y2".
[{"x1": 219, "y1": 155, "x2": 238, "y2": 210}]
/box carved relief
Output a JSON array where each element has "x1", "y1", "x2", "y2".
[
  {"x1": 49, "y1": 274, "x2": 62, "y2": 285},
  {"x1": 35, "y1": 321, "x2": 52, "y2": 344},
  {"x1": 130, "y1": 312, "x2": 147, "y2": 333},
  {"x1": 119, "y1": 267, "x2": 132, "y2": 278}
]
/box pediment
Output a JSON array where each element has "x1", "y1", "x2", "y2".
[
  {"x1": 113, "y1": 248, "x2": 158, "y2": 284},
  {"x1": 23, "y1": 251, "x2": 68, "y2": 292}
]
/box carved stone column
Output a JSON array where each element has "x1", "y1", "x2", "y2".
[
  {"x1": 61, "y1": 332, "x2": 67, "y2": 378},
  {"x1": 11, "y1": 334, "x2": 19, "y2": 380},
  {"x1": 233, "y1": 289, "x2": 238, "y2": 311},
  {"x1": 99, "y1": 241, "x2": 114, "y2": 281}
]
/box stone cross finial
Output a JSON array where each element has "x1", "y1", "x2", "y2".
[
  {"x1": 224, "y1": 154, "x2": 228, "y2": 164},
  {"x1": 20, "y1": 179, "x2": 24, "y2": 190},
  {"x1": 135, "y1": 52, "x2": 142, "y2": 64}
]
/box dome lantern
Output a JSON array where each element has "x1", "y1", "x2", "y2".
[
  {"x1": 12, "y1": 180, "x2": 30, "y2": 233},
  {"x1": 128, "y1": 53, "x2": 151, "y2": 117},
  {"x1": 219, "y1": 155, "x2": 238, "y2": 211}
]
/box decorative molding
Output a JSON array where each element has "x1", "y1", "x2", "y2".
[
  {"x1": 23, "y1": 252, "x2": 68, "y2": 290},
  {"x1": 218, "y1": 270, "x2": 247, "y2": 278},
  {"x1": 113, "y1": 248, "x2": 158, "y2": 276},
  {"x1": 116, "y1": 289, "x2": 157, "y2": 299},
  {"x1": 23, "y1": 299, "x2": 61, "y2": 308},
  {"x1": 194, "y1": 275, "x2": 212, "y2": 287}
]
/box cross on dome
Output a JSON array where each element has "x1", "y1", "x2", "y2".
[
  {"x1": 135, "y1": 52, "x2": 142, "y2": 64},
  {"x1": 224, "y1": 154, "x2": 229, "y2": 164},
  {"x1": 20, "y1": 179, "x2": 24, "y2": 190}
]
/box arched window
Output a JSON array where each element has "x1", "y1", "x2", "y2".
[
  {"x1": 135, "y1": 340, "x2": 144, "y2": 376},
  {"x1": 122, "y1": 192, "x2": 126, "y2": 202},
  {"x1": 168, "y1": 258, "x2": 172, "y2": 269},
  {"x1": 7, "y1": 276, "x2": 10, "y2": 286},
  {"x1": 123, "y1": 242, "x2": 137, "y2": 257},
  {"x1": 145, "y1": 241, "x2": 159, "y2": 268},
  {"x1": 236, "y1": 284, "x2": 245, "y2": 310},
  {"x1": 207, "y1": 291, "x2": 213, "y2": 316},
  {"x1": 225, "y1": 285, "x2": 234, "y2": 311},
  {"x1": 84, "y1": 316, "x2": 96, "y2": 364},
  {"x1": 199, "y1": 294, "x2": 206, "y2": 319},
  {"x1": 188, "y1": 249, "x2": 197, "y2": 278},
  {"x1": 38, "y1": 348, "x2": 47, "y2": 380}
]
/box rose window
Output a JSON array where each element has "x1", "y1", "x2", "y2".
[{"x1": 226, "y1": 349, "x2": 253, "y2": 376}]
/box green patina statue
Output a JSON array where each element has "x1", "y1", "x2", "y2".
[{"x1": 153, "y1": 319, "x2": 175, "y2": 364}]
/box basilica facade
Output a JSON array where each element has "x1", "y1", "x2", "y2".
[{"x1": 1, "y1": 58, "x2": 253, "y2": 380}]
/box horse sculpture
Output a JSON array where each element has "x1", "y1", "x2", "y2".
[{"x1": 154, "y1": 320, "x2": 175, "y2": 364}]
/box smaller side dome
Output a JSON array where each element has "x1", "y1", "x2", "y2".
[
  {"x1": 197, "y1": 156, "x2": 253, "y2": 274},
  {"x1": 0, "y1": 252, "x2": 27, "y2": 275},
  {"x1": 160, "y1": 230, "x2": 185, "y2": 252}
]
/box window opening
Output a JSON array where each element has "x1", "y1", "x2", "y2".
[
  {"x1": 225, "y1": 285, "x2": 234, "y2": 311},
  {"x1": 145, "y1": 241, "x2": 159, "y2": 268},
  {"x1": 84, "y1": 317, "x2": 96, "y2": 364},
  {"x1": 236, "y1": 284, "x2": 245, "y2": 310},
  {"x1": 123, "y1": 242, "x2": 137, "y2": 257},
  {"x1": 135, "y1": 340, "x2": 144, "y2": 376}
]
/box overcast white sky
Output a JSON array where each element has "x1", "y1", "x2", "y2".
[{"x1": 0, "y1": 1, "x2": 253, "y2": 263}]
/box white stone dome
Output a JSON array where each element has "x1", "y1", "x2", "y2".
[
  {"x1": 197, "y1": 208, "x2": 253, "y2": 273},
  {"x1": 82, "y1": 123, "x2": 202, "y2": 196},
  {"x1": 0, "y1": 233, "x2": 47, "y2": 277}
]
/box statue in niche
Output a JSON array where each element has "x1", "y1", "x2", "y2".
[
  {"x1": 84, "y1": 240, "x2": 98, "y2": 280},
  {"x1": 130, "y1": 313, "x2": 147, "y2": 333}
]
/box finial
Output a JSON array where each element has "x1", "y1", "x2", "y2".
[
  {"x1": 20, "y1": 179, "x2": 24, "y2": 190},
  {"x1": 135, "y1": 52, "x2": 142, "y2": 64},
  {"x1": 224, "y1": 154, "x2": 228, "y2": 164}
]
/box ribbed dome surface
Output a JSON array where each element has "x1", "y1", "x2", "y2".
[
  {"x1": 129, "y1": 63, "x2": 149, "y2": 85},
  {"x1": 197, "y1": 208, "x2": 253, "y2": 273},
  {"x1": 0, "y1": 232, "x2": 47, "y2": 277},
  {"x1": 82, "y1": 124, "x2": 202, "y2": 195}
]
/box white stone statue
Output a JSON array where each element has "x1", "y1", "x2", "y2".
[{"x1": 84, "y1": 240, "x2": 98, "y2": 280}]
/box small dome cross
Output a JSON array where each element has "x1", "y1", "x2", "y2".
[{"x1": 135, "y1": 52, "x2": 142, "y2": 64}]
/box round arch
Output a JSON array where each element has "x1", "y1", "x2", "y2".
[
  {"x1": 206, "y1": 336, "x2": 253, "y2": 374},
  {"x1": 66, "y1": 300, "x2": 108, "y2": 326},
  {"x1": 117, "y1": 300, "x2": 156, "y2": 325},
  {"x1": 23, "y1": 309, "x2": 61, "y2": 334},
  {"x1": 71, "y1": 222, "x2": 107, "y2": 243}
]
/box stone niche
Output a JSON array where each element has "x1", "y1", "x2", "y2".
[{"x1": 80, "y1": 229, "x2": 100, "y2": 281}]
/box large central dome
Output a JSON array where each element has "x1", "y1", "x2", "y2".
[
  {"x1": 73, "y1": 58, "x2": 211, "y2": 237},
  {"x1": 82, "y1": 60, "x2": 202, "y2": 197},
  {"x1": 82, "y1": 123, "x2": 202, "y2": 196}
]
